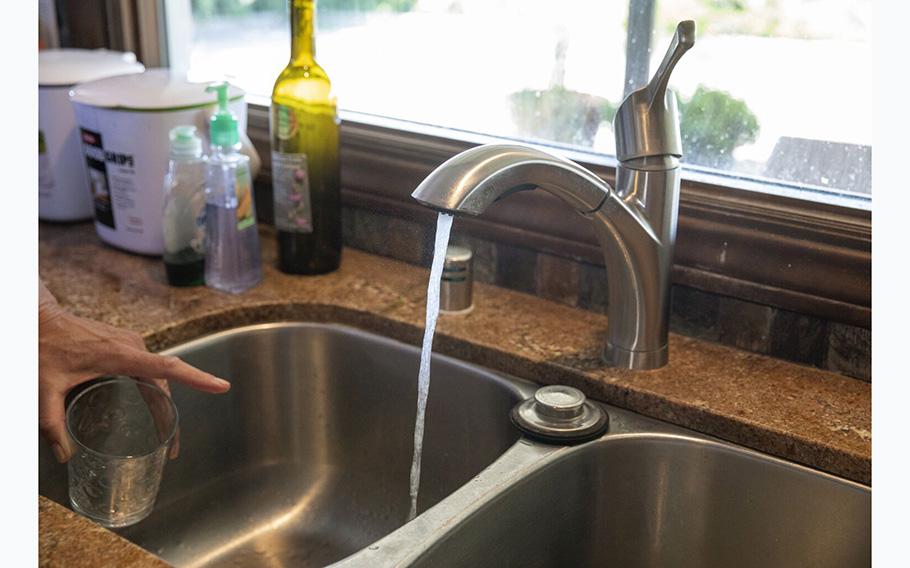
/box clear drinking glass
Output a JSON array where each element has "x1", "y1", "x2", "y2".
[{"x1": 65, "y1": 377, "x2": 178, "y2": 528}]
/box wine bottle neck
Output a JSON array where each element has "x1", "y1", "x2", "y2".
[{"x1": 290, "y1": 0, "x2": 316, "y2": 64}]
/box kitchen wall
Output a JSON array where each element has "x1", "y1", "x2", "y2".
[{"x1": 254, "y1": 182, "x2": 870, "y2": 382}]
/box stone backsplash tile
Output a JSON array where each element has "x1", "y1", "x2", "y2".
[
  {"x1": 826, "y1": 323, "x2": 871, "y2": 382},
  {"x1": 770, "y1": 310, "x2": 829, "y2": 368},
  {"x1": 340, "y1": 207, "x2": 870, "y2": 381},
  {"x1": 717, "y1": 297, "x2": 774, "y2": 353},
  {"x1": 670, "y1": 285, "x2": 720, "y2": 342},
  {"x1": 536, "y1": 253, "x2": 580, "y2": 306},
  {"x1": 341, "y1": 206, "x2": 355, "y2": 248},
  {"x1": 577, "y1": 262, "x2": 609, "y2": 315},
  {"x1": 346, "y1": 208, "x2": 430, "y2": 267},
  {"x1": 495, "y1": 242, "x2": 538, "y2": 295}
]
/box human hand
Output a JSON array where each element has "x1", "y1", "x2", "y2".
[{"x1": 39, "y1": 282, "x2": 230, "y2": 463}]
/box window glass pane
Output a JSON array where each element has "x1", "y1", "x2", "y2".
[
  {"x1": 179, "y1": 0, "x2": 871, "y2": 202},
  {"x1": 656, "y1": 0, "x2": 871, "y2": 197}
]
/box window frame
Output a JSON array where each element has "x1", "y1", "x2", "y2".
[{"x1": 148, "y1": 1, "x2": 873, "y2": 327}]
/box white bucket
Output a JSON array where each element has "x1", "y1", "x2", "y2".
[
  {"x1": 39, "y1": 49, "x2": 144, "y2": 222},
  {"x1": 70, "y1": 70, "x2": 258, "y2": 255}
]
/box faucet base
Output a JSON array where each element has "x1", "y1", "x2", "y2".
[{"x1": 603, "y1": 343, "x2": 668, "y2": 370}]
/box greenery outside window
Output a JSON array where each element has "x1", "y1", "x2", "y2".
[{"x1": 168, "y1": 0, "x2": 871, "y2": 207}]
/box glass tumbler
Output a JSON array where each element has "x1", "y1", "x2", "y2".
[{"x1": 65, "y1": 377, "x2": 178, "y2": 528}]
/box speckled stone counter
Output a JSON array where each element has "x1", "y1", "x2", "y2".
[
  {"x1": 38, "y1": 222, "x2": 871, "y2": 566},
  {"x1": 39, "y1": 496, "x2": 171, "y2": 567}
]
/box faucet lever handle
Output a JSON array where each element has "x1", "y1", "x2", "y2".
[
  {"x1": 613, "y1": 20, "x2": 696, "y2": 162},
  {"x1": 646, "y1": 20, "x2": 696, "y2": 108}
]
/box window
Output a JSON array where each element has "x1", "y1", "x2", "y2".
[{"x1": 166, "y1": 0, "x2": 871, "y2": 206}]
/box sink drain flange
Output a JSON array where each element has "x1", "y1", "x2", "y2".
[{"x1": 510, "y1": 385, "x2": 608, "y2": 444}]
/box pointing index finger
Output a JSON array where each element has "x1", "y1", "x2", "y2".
[{"x1": 105, "y1": 349, "x2": 231, "y2": 393}]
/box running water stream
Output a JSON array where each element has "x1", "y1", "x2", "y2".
[{"x1": 408, "y1": 212, "x2": 454, "y2": 521}]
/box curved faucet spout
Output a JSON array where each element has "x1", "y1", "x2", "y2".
[
  {"x1": 411, "y1": 144, "x2": 610, "y2": 216},
  {"x1": 410, "y1": 143, "x2": 679, "y2": 370},
  {"x1": 410, "y1": 22, "x2": 691, "y2": 370}
]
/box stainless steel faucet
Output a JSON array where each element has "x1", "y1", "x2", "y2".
[{"x1": 411, "y1": 22, "x2": 695, "y2": 370}]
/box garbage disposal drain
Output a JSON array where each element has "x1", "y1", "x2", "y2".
[{"x1": 511, "y1": 385, "x2": 608, "y2": 444}]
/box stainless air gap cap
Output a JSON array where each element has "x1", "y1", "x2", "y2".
[
  {"x1": 440, "y1": 245, "x2": 473, "y2": 314},
  {"x1": 511, "y1": 385, "x2": 608, "y2": 444}
]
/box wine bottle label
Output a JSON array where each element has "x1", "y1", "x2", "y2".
[{"x1": 272, "y1": 151, "x2": 313, "y2": 234}]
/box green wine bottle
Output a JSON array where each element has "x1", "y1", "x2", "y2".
[{"x1": 270, "y1": 0, "x2": 342, "y2": 274}]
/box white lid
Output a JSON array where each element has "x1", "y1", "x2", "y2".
[
  {"x1": 70, "y1": 69, "x2": 245, "y2": 111},
  {"x1": 39, "y1": 48, "x2": 145, "y2": 87}
]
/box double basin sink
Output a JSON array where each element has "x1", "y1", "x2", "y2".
[{"x1": 39, "y1": 322, "x2": 871, "y2": 567}]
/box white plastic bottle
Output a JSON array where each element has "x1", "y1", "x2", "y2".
[
  {"x1": 203, "y1": 83, "x2": 262, "y2": 294},
  {"x1": 162, "y1": 125, "x2": 207, "y2": 286}
]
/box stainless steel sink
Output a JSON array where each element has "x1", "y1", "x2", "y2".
[
  {"x1": 405, "y1": 434, "x2": 871, "y2": 568},
  {"x1": 333, "y1": 403, "x2": 870, "y2": 568},
  {"x1": 39, "y1": 322, "x2": 533, "y2": 567},
  {"x1": 39, "y1": 321, "x2": 871, "y2": 567}
]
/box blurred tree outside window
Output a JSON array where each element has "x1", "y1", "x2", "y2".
[
  {"x1": 678, "y1": 85, "x2": 759, "y2": 169},
  {"x1": 175, "y1": 0, "x2": 872, "y2": 202}
]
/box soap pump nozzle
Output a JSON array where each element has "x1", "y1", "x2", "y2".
[{"x1": 205, "y1": 82, "x2": 239, "y2": 148}]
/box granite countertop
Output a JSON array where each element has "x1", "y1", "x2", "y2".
[
  {"x1": 38, "y1": 221, "x2": 871, "y2": 566},
  {"x1": 39, "y1": 498, "x2": 171, "y2": 568}
]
